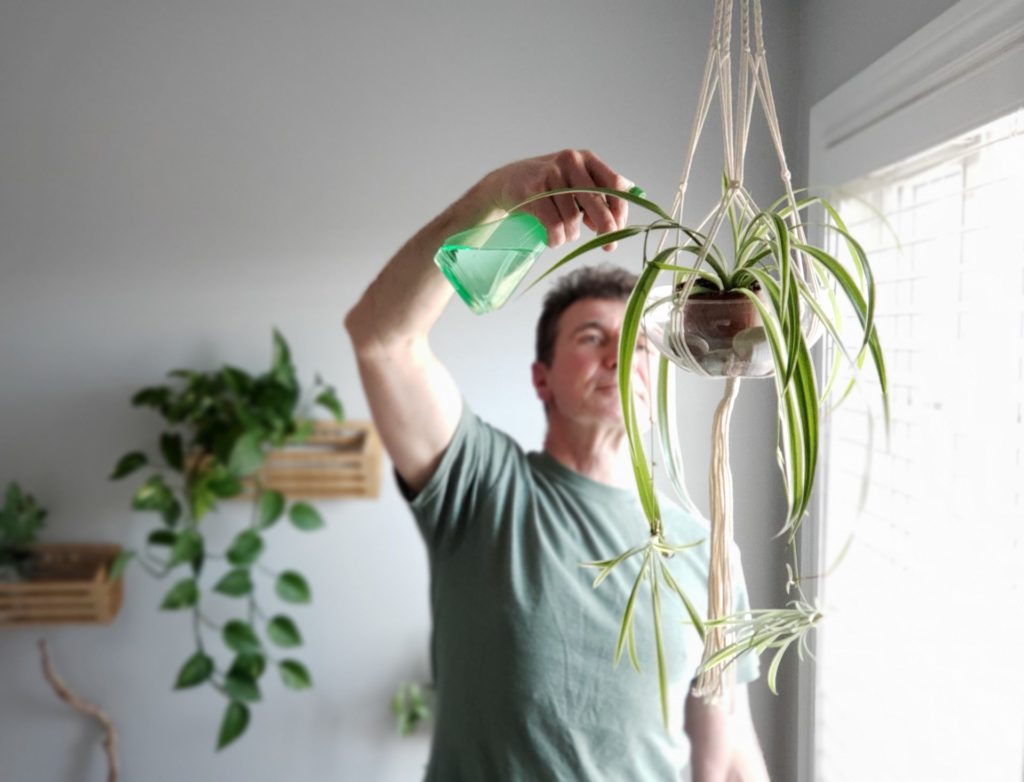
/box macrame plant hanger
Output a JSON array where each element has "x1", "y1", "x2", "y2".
[{"x1": 653, "y1": 0, "x2": 822, "y2": 701}]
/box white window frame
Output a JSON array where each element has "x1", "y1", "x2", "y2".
[{"x1": 802, "y1": 2, "x2": 1024, "y2": 780}]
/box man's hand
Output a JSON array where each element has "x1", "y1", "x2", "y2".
[
  {"x1": 685, "y1": 684, "x2": 770, "y2": 782},
  {"x1": 478, "y1": 149, "x2": 634, "y2": 250}
]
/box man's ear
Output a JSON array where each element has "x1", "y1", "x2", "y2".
[{"x1": 531, "y1": 361, "x2": 552, "y2": 404}]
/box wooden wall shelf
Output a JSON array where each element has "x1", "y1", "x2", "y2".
[
  {"x1": 0, "y1": 544, "x2": 124, "y2": 626},
  {"x1": 255, "y1": 419, "x2": 382, "y2": 500}
]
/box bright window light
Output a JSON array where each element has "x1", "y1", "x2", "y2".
[{"x1": 814, "y1": 108, "x2": 1024, "y2": 782}]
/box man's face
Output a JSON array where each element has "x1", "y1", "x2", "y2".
[{"x1": 531, "y1": 297, "x2": 651, "y2": 426}]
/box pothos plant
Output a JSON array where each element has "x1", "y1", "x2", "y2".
[
  {"x1": 511, "y1": 179, "x2": 889, "y2": 724},
  {"x1": 110, "y1": 330, "x2": 344, "y2": 750},
  {"x1": 0, "y1": 481, "x2": 48, "y2": 579}
]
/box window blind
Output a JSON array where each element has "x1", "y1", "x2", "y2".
[{"x1": 814, "y1": 109, "x2": 1024, "y2": 782}]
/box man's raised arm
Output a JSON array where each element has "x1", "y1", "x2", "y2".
[{"x1": 344, "y1": 150, "x2": 632, "y2": 494}]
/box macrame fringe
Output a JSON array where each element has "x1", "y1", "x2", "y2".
[{"x1": 693, "y1": 376, "x2": 740, "y2": 699}]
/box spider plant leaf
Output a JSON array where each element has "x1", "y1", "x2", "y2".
[
  {"x1": 650, "y1": 560, "x2": 670, "y2": 728},
  {"x1": 767, "y1": 189, "x2": 816, "y2": 218},
  {"x1": 740, "y1": 273, "x2": 818, "y2": 532},
  {"x1": 619, "y1": 257, "x2": 668, "y2": 533},
  {"x1": 627, "y1": 611, "x2": 642, "y2": 674},
  {"x1": 793, "y1": 276, "x2": 850, "y2": 405},
  {"x1": 767, "y1": 638, "x2": 796, "y2": 695},
  {"x1": 793, "y1": 243, "x2": 875, "y2": 365},
  {"x1": 648, "y1": 260, "x2": 723, "y2": 287},
  {"x1": 659, "y1": 560, "x2": 705, "y2": 643},
  {"x1": 523, "y1": 226, "x2": 647, "y2": 293},
  {"x1": 783, "y1": 331, "x2": 819, "y2": 532},
  {"x1": 584, "y1": 543, "x2": 646, "y2": 588},
  {"x1": 700, "y1": 638, "x2": 749, "y2": 671},
  {"x1": 757, "y1": 210, "x2": 799, "y2": 385},
  {"x1": 734, "y1": 246, "x2": 773, "y2": 273},
  {"x1": 737, "y1": 212, "x2": 771, "y2": 266},
  {"x1": 655, "y1": 356, "x2": 700, "y2": 516},
  {"x1": 735, "y1": 278, "x2": 801, "y2": 523},
  {"x1": 818, "y1": 201, "x2": 872, "y2": 294},
  {"x1": 677, "y1": 228, "x2": 730, "y2": 279},
  {"x1": 754, "y1": 631, "x2": 784, "y2": 655},
  {"x1": 614, "y1": 550, "x2": 650, "y2": 667},
  {"x1": 652, "y1": 539, "x2": 704, "y2": 555},
  {"x1": 795, "y1": 241, "x2": 889, "y2": 428},
  {"x1": 670, "y1": 231, "x2": 730, "y2": 281}
]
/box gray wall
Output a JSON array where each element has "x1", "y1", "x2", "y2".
[
  {"x1": 791, "y1": 0, "x2": 960, "y2": 184},
  {"x1": 0, "y1": 0, "x2": 960, "y2": 780}
]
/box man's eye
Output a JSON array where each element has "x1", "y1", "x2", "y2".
[{"x1": 636, "y1": 341, "x2": 649, "y2": 353}]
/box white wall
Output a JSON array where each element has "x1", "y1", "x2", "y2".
[{"x1": 0, "y1": 2, "x2": 801, "y2": 780}]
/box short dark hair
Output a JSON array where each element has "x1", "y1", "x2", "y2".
[{"x1": 534, "y1": 265, "x2": 638, "y2": 366}]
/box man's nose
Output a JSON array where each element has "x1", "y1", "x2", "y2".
[{"x1": 603, "y1": 341, "x2": 619, "y2": 368}]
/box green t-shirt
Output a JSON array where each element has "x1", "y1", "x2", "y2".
[{"x1": 401, "y1": 402, "x2": 759, "y2": 781}]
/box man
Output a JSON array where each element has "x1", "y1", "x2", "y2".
[{"x1": 345, "y1": 150, "x2": 769, "y2": 781}]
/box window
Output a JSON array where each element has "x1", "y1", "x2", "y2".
[{"x1": 813, "y1": 109, "x2": 1024, "y2": 782}]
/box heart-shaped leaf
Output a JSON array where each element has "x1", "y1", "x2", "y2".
[
  {"x1": 110, "y1": 452, "x2": 147, "y2": 480},
  {"x1": 288, "y1": 503, "x2": 324, "y2": 532},
  {"x1": 223, "y1": 620, "x2": 261, "y2": 654},
  {"x1": 160, "y1": 578, "x2": 199, "y2": 610},
  {"x1": 228, "y1": 431, "x2": 265, "y2": 477},
  {"x1": 259, "y1": 490, "x2": 285, "y2": 528},
  {"x1": 168, "y1": 528, "x2": 203, "y2": 569},
  {"x1": 160, "y1": 433, "x2": 184, "y2": 471},
  {"x1": 279, "y1": 659, "x2": 312, "y2": 690},
  {"x1": 132, "y1": 476, "x2": 172, "y2": 511},
  {"x1": 174, "y1": 651, "x2": 214, "y2": 689},
  {"x1": 228, "y1": 653, "x2": 266, "y2": 681},
  {"x1": 275, "y1": 571, "x2": 311, "y2": 604},
  {"x1": 267, "y1": 615, "x2": 302, "y2": 648},
  {"x1": 223, "y1": 672, "x2": 261, "y2": 703},
  {"x1": 214, "y1": 568, "x2": 253, "y2": 597},
  {"x1": 315, "y1": 387, "x2": 344, "y2": 421},
  {"x1": 216, "y1": 701, "x2": 250, "y2": 751},
  {"x1": 226, "y1": 531, "x2": 263, "y2": 566}
]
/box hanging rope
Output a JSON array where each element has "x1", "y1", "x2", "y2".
[{"x1": 693, "y1": 376, "x2": 741, "y2": 698}]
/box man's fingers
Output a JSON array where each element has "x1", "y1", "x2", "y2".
[
  {"x1": 564, "y1": 157, "x2": 618, "y2": 239},
  {"x1": 529, "y1": 196, "x2": 566, "y2": 247},
  {"x1": 547, "y1": 170, "x2": 582, "y2": 244},
  {"x1": 492, "y1": 149, "x2": 632, "y2": 251},
  {"x1": 583, "y1": 153, "x2": 632, "y2": 231}
]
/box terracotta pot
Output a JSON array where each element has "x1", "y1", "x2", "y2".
[
  {"x1": 682, "y1": 289, "x2": 763, "y2": 351},
  {"x1": 643, "y1": 285, "x2": 774, "y2": 379}
]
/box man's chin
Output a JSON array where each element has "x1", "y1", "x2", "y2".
[{"x1": 602, "y1": 405, "x2": 653, "y2": 432}]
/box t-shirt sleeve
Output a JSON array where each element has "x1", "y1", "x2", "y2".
[{"x1": 394, "y1": 399, "x2": 523, "y2": 558}]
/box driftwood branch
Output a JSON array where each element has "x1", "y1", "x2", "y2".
[{"x1": 38, "y1": 639, "x2": 120, "y2": 782}]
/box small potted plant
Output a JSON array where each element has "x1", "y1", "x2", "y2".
[
  {"x1": 0, "y1": 481, "x2": 47, "y2": 581},
  {"x1": 0, "y1": 482, "x2": 124, "y2": 624},
  {"x1": 110, "y1": 330, "x2": 348, "y2": 749}
]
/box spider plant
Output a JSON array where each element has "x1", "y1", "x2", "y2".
[{"x1": 512, "y1": 182, "x2": 889, "y2": 723}]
